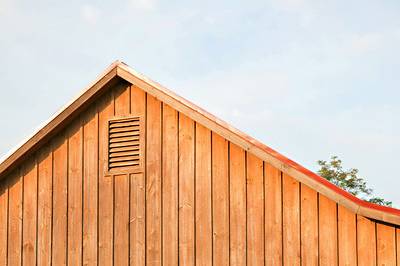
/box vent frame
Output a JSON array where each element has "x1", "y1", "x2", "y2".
[{"x1": 106, "y1": 115, "x2": 144, "y2": 174}]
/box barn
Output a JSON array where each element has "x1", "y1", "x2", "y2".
[{"x1": 0, "y1": 61, "x2": 399, "y2": 265}]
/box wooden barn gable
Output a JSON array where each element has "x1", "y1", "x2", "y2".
[{"x1": 0, "y1": 61, "x2": 399, "y2": 265}]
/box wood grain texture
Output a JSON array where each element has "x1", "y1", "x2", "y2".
[
  {"x1": 98, "y1": 90, "x2": 114, "y2": 266},
  {"x1": 264, "y1": 163, "x2": 282, "y2": 265},
  {"x1": 37, "y1": 146, "x2": 53, "y2": 266},
  {"x1": 129, "y1": 85, "x2": 146, "y2": 266},
  {"x1": 357, "y1": 215, "x2": 376, "y2": 266},
  {"x1": 22, "y1": 159, "x2": 38, "y2": 266},
  {"x1": 52, "y1": 133, "x2": 68, "y2": 265},
  {"x1": 162, "y1": 104, "x2": 178, "y2": 266},
  {"x1": 247, "y1": 153, "x2": 264, "y2": 266},
  {"x1": 8, "y1": 171, "x2": 23, "y2": 266},
  {"x1": 146, "y1": 94, "x2": 162, "y2": 265},
  {"x1": 114, "y1": 174, "x2": 130, "y2": 266},
  {"x1": 212, "y1": 133, "x2": 230, "y2": 265},
  {"x1": 229, "y1": 143, "x2": 246, "y2": 266},
  {"x1": 338, "y1": 205, "x2": 357, "y2": 266},
  {"x1": 82, "y1": 106, "x2": 99, "y2": 265},
  {"x1": 195, "y1": 124, "x2": 212, "y2": 266},
  {"x1": 130, "y1": 173, "x2": 145, "y2": 266},
  {"x1": 178, "y1": 114, "x2": 195, "y2": 265},
  {"x1": 8, "y1": 170, "x2": 23, "y2": 266},
  {"x1": 0, "y1": 176, "x2": 8, "y2": 266},
  {"x1": 130, "y1": 85, "x2": 146, "y2": 266},
  {"x1": 301, "y1": 183, "x2": 318, "y2": 266},
  {"x1": 282, "y1": 173, "x2": 300, "y2": 265},
  {"x1": 318, "y1": 194, "x2": 337, "y2": 265},
  {"x1": 114, "y1": 83, "x2": 131, "y2": 266},
  {"x1": 376, "y1": 223, "x2": 396, "y2": 265},
  {"x1": 67, "y1": 119, "x2": 83, "y2": 266}
]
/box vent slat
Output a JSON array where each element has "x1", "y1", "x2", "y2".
[
  {"x1": 109, "y1": 117, "x2": 140, "y2": 123},
  {"x1": 110, "y1": 131, "x2": 139, "y2": 139},
  {"x1": 110, "y1": 126, "x2": 139, "y2": 134},
  {"x1": 109, "y1": 161, "x2": 140, "y2": 168},
  {"x1": 109, "y1": 146, "x2": 139, "y2": 153},
  {"x1": 109, "y1": 135, "x2": 140, "y2": 143},
  {"x1": 108, "y1": 117, "x2": 141, "y2": 171},
  {"x1": 109, "y1": 150, "x2": 140, "y2": 158},
  {"x1": 109, "y1": 121, "x2": 140, "y2": 128},
  {"x1": 109, "y1": 155, "x2": 140, "y2": 163},
  {"x1": 109, "y1": 141, "x2": 140, "y2": 149},
  {"x1": 109, "y1": 146, "x2": 140, "y2": 153}
]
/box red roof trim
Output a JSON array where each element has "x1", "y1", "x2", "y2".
[{"x1": 117, "y1": 62, "x2": 400, "y2": 217}]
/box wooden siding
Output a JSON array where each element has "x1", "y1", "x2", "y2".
[{"x1": 1, "y1": 79, "x2": 399, "y2": 266}]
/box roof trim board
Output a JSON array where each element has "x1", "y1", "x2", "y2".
[
  {"x1": 0, "y1": 62, "x2": 119, "y2": 177},
  {"x1": 1, "y1": 61, "x2": 399, "y2": 225}
]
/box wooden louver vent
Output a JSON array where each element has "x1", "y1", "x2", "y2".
[{"x1": 108, "y1": 117, "x2": 141, "y2": 171}]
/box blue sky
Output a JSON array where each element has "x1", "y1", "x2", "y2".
[{"x1": 1, "y1": 0, "x2": 400, "y2": 206}]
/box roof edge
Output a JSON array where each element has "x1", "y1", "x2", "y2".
[
  {"x1": 0, "y1": 60, "x2": 399, "y2": 226},
  {"x1": 0, "y1": 60, "x2": 120, "y2": 178},
  {"x1": 116, "y1": 63, "x2": 400, "y2": 225}
]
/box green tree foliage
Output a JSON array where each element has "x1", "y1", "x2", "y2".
[{"x1": 317, "y1": 156, "x2": 392, "y2": 207}]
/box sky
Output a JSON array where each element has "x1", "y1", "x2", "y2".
[{"x1": 1, "y1": 0, "x2": 400, "y2": 206}]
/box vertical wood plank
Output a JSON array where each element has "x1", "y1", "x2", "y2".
[
  {"x1": 130, "y1": 84, "x2": 146, "y2": 117},
  {"x1": 264, "y1": 163, "x2": 282, "y2": 265},
  {"x1": 357, "y1": 215, "x2": 376, "y2": 266},
  {"x1": 212, "y1": 133, "x2": 230, "y2": 265},
  {"x1": 82, "y1": 106, "x2": 99, "y2": 266},
  {"x1": 146, "y1": 94, "x2": 162, "y2": 266},
  {"x1": 338, "y1": 205, "x2": 357, "y2": 266},
  {"x1": 37, "y1": 147, "x2": 52, "y2": 266},
  {"x1": 0, "y1": 178, "x2": 8, "y2": 266},
  {"x1": 300, "y1": 183, "x2": 318, "y2": 266},
  {"x1": 98, "y1": 90, "x2": 114, "y2": 266},
  {"x1": 113, "y1": 83, "x2": 131, "y2": 266},
  {"x1": 22, "y1": 159, "x2": 38, "y2": 266},
  {"x1": 114, "y1": 82, "x2": 130, "y2": 117},
  {"x1": 52, "y1": 134, "x2": 68, "y2": 265},
  {"x1": 114, "y1": 174, "x2": 130, "y2": 266},
  {"x1": 246, "y1": 153, "x2": 264, "y2": 266},
  {"x1": 130, "y1": 173, "x2": 145, "y2": 266},
  {"x1": 318, "y1": 194, "x2": 337, "y2": 265},
  {"x1": 162, "y1": 104, "x2": 178, "y2": 266},
  {"x1": 376, "y1": 223, "x2": 396, "y2": 265},
  {"x1": 282, "y1": 173, "x2": 300, "y2": 265},
  {"x1": 8, "y1": 171, "x2": 23, "y2": 266},
  {"x1": 178, "y1": 114, "x2": 195, "y2": 265},
  {"x1": 229, "y1": 144, "x2": 246, "y2": 266},
  {"x1": 195, "y1": 124, "x2": 212, "y2": 266},
  {"x1": 130, "y1": 85, "x2": 146, "y2": 266},
  {"x1": 67, "y1": 119, "x2": 83, "y2": 265}
]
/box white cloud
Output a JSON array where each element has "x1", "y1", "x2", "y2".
[{"x1": 80, "y1": 4, "x2": 100, "y2": 25}]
